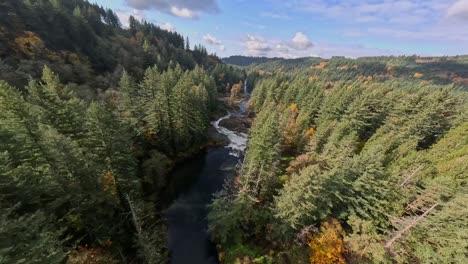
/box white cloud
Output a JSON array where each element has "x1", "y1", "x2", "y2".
[
  {"x1": 126, "y1": 0, "x2": 219, "y2": 19},
  {"x1": 220, "y1": 45, "x2": 225, "y2": 51},
  {"x1": 447, "y1": 0, "x2": 468, "y2": 20},
  {"x1": 243, "y1": 32, "x2": 316, "y2": 58},
  {"x1": 159, "y1": 22, "x2": 176, "y2": 32},
  {"x1": 116, "y1": 9, "x2": 145, "y2": 28},
  {"x1": 170, "y1": 6, "x2": 196, "y2": 18},
  {"x1": 239, "y1": 32, "x2": 411, "y2": 58},
  {"x1": 203, "y1": 34, "x2": 222, "y2": 45},
  {"x1": 244, "y1": 35, "x2": 272, "y2": 56},
  {"x1": 291, "y1": 32, "x2": 314, "y2": 50},
  {"x1": 274, "y1": 0, "x2": 468, "y2": 53}
]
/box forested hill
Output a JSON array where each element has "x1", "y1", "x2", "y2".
[
  {"x1": 222, "y1": 56, "x2": 281, "y2": 66},
  {"x1": 0, "y1": 1, "x2": 247, "y2": 263},
  {"x1": 0, "y1": 0, "x2": 222, "y2": 94},
  {"x1": 208, "y1": 55, "x2": 468, "y2": 263},
  {"x1": 243, "y1": 55, "x2": 468, "y2": 88}
]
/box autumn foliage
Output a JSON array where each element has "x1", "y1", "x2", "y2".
[
  {"x1": 413, "y1": 72, "x2": 424, "y2": 78},
  {"x1": 102, "y1": 170, "x2": 117, "y2": 197},
  {"x1": 308, "y1": 219, "x2": 346, "y2": 264},
  {"x1": 231, "y1": 81, "x2": 243, "y2": 99},
  {"x1": 14, "y1": 31, "x2": 44, "y2": 57},
  {"x1": 281, "y1": 103, "x2": 303, "y2": 153},
  {"x1": 67, "y1": 244, "x2": 119, "y2": 264}
]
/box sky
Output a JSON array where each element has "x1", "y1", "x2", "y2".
[{"x1": 90, "y1": 0, "x2": 468, "y2": 58}]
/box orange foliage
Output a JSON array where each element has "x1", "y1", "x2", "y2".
[
  {"x1": 308, "y1": 219, "x2": 346, "y2": 264},
  {"x1": 413, "y1": 72, "x2": 424, "y2": 78},
  {"x1": 451, "y1": 74, "x2": 468, "y2": 86},
  {"x1": 306, "y1": 128, "x2": 315, "y2": 137},
  {"x1": 68, "y1": 245, "x2": 118, "y2": 264},
  {"x1": 310, "y1": 61, "x2": 328, "y2": 70}
]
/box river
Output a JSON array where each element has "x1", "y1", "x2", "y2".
[{"x1": 165, "y1": 94, "x2": 248, "y2": 263}]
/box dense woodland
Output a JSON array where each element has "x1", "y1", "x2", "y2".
[
  {"x1": 0, "y1": 0, "x2": 245, "y2": 263},
  {"x1": 1, "y1": 1, "x2": 467, "y2": 264},
  {"x1": 209, "y1": 56, "x2": 468, "y2": 263}
]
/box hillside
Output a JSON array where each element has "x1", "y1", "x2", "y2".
[
  {"x1": 0, "y1": 0, "x2": 221, "y2": 94},
  {"x1": 0, "y1": 1, "x2": 243, "y2": 263},
  {"x1": 208, "y1": 55, "x2": 468, "y2": 263},
  {"x1": 1, "y1": 1, "x2": 467, "y2": 263}
]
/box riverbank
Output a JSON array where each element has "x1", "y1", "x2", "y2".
[{"x1": 164, "y1": 95, "x2": 250, "y2": 264}]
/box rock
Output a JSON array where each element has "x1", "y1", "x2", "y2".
[{"x1": 219, "y1": 117, "x2": 251, "y2": 134}]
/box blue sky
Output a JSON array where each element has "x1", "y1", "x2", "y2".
[{"x1": 91, "y1": 0, "x2": 468, "y2": 58}]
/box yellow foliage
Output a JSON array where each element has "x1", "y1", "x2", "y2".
[
  {"x1": 102, "y1": 170, "x2": 117, "y2": 196},
  {"x1": 309, "y1": 75, "x2": 319, "y2": 81},
  {"x1": 306, "y1": 128, "x2": 315, "y2": 137},
  {"x1": 47, "y1": 51, "x2": 61, "y2": 61},
  {"x1": 146, "y1": 129, "x2": 154, "y2": 142},
  {"x1": 231, "y1": 81, "x2": 243, "y2": 99},
  {"x1": 414, "y1": 72, "x2": 424, "y2": 78},
  {"x1": 67, "y1": 52, "x2": 81, "y2": 63},
  {"x1": 308, "y1": 219, "x2": 346, "y2": 264},
  {"x1": 14, "y1": 31, "x2": 44, "y2": 56},
  {"x1": 281, "y1": 103, "x2": 302, "y2": 153},
  {"x1": 290, "y1": 103, "x2": 299, "y2": 113}
]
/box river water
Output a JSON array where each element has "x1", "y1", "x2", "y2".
[{"x1": 165, "y1": 99, "x2": 248, "y2": 263}]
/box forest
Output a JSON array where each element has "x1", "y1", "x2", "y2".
[
  {"x1": 209, "y1": 56, "x2": 468, "y2": 263},
  {"x1": 1, "y1": 0, "x2": 467, "y2": 264},
  {"x1": 0, "y1": 0, "x2": 244, "y2": 263}
]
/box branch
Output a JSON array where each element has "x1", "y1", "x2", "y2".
[{"x1": 385, "y1": 203, "x2": 438, "y2": 251}]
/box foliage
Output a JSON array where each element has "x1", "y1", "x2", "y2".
[
  {"x1": 0, "y1": 0, "x2": 221, "y2": 91},
  {"x1": 308, "y1": 219, "x2": 346, "y2": 264},
  {"x1": 209, "y1": 55, "x2": 468, "y2": 263},
  {"x1": 0, "y1": 61, "x2": 217, "y2": 262}
]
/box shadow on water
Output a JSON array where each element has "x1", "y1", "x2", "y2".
[
  {"x1": 165, "y1": 83, "x2": 250, "y2": 263},
  {"x1": 164, "y1": 147, "x2": 240, "y2": 264}
]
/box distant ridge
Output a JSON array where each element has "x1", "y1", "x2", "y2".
[{"x1": 222, "y1": 56, "x2": 283, "y2": 66}]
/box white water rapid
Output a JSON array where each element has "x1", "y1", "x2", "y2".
[{"x1": 211, "y1": 113, "x2": 247, "y2": 157}]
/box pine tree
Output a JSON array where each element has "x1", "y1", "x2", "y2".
[
  {"x1": 142, "y1": 66, "x2": 173, "y2": 152},
  {"x1": 28, "y1": 66, "x2": 86, "y2": 140},
  {"x1": 240, "y1": 105, "x2": 281, "y2": 199},
  {"x1": 84, "y1": 102, "x2": 139, "y2": 199},
  {"x1": 185, "y1": 36, "x2": 190, "y2": 50}
]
